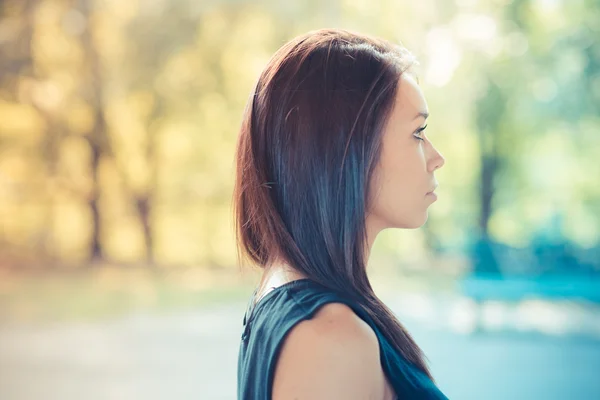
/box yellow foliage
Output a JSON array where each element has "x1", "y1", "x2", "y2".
[
  {"x1": 53, "y1": 200, "x2": 91, "y2": 262},
  {"x1": 58, "y1": 136, "x2": 93, "y2": 196},
  {"x1": 103, "y1": 0, "x2": 139, "y2": 22},
  {"x1": 103, "y1": 214, "x2": 145, "y2": 262},
  {"x1": 65, "y1": 100, "x2": 96, "y2": 134},
  {"x1": 0, "y1": 101, "x2": 46, "y2": 139}
]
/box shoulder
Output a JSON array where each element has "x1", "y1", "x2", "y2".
[{"x1": 272, "y1": 302, "x2": 387, "y2": 399}]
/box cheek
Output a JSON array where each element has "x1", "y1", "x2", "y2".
[
  {"x1": 380, "y1": 151, "x2": 419, "y2": 197},
  {"x1": 368, "y1": 149, "x2": 428, "y2": 228}
]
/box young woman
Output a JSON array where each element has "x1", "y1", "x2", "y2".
[{"x1": 233, "y1": 28, "x2": 447, "y2": 399}]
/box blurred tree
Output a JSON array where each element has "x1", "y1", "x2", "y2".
[
  {"x1": 469, "y1": 0, "x2": 600, "y2": 273},
  {"x1": 0, "y1": 0, "x2": 62, "y2": 266},
  {"x1": 0, "y1": 0, "x2": 597, "y2": 272},
  {"x1": 78, "y1": 0, "x2": 108, "y2": 262}
]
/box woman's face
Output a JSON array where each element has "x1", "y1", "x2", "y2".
[{"x1": 367, "y1": 73, "x2": 445, "y2": 234}]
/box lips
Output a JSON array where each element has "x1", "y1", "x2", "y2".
[{"x1": 426, "y1": 184, "x2": 438, "y2": 195}]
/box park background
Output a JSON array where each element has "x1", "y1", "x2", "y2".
[{"x1": 0, "y1": 0, "x2": 599, "y2": 399}]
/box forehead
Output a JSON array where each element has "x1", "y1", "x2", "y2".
[{"x1": 390, "y1": 74, "x2": 428, "y2": 121}]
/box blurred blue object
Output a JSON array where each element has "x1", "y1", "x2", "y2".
[
  {"x1": 460, "y1": 274, "x2": 600, "y2": 303},
  {"x1": 468, "y1": 236, "x2": 600, "y2": 277},
  {"x1": 461, "y1": 236, "x2": 600, "y2": 334}
]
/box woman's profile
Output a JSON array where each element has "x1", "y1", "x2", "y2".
[{"x1": 233, "y1": 28, "x2": 447, "y2": 399}]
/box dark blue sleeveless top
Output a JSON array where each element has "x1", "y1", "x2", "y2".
[{"x1": 237, "y1": 278, "x2": 449, "y2": 399}]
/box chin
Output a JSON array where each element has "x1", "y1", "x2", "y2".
[
  {"x1": 395, "y1": 215, "x2": 428, "y2": 229},
  {"x1": 409, "y1": 212, "x2": 429, "y2": 229}
]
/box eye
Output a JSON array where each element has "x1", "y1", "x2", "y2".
[{"x1": 413, "y1": 124, "x2": 427, "y2": 141}]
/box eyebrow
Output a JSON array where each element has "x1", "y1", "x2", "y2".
[{"x1": 413, "y1": 111, "x2": 429, "y2": 120}]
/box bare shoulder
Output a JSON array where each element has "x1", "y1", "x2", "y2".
[{"x1": 271, "y1": 302, "x2": 387, "y2": 400}]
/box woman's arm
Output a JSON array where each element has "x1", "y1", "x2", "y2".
[{"x1": 272, "y1": 302, "x2": 389, "y2": 400}]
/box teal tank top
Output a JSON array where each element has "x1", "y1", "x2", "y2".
[{"x1": 237, "y1": 278, "x2": 449, "y2": 399}]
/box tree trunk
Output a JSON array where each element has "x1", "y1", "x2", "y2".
[{"x1": 79, "y1": 0, "x2": 107, "y2": 264}]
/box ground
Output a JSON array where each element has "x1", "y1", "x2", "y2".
[{"x1": 1, "y1": 293, "x2": 599, "y2": 400}]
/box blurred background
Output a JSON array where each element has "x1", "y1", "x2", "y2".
[{"x1": 0, "y1": 0, "x2": 599, "y2": 399}]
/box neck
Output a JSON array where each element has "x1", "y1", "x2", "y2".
[{"x1": 364, "y1": 215, "x2": 384, "y2": 267}]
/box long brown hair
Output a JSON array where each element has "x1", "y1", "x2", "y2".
[{"x1": 232, "y1": 28, "x2": 432, "y2": 378}]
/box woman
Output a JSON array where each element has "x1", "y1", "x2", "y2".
[{"x1": 233, "y1": 28, "x2": 447, "y2": 399}]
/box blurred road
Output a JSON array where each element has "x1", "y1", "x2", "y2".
[{"x1": 1, "y1": 297, "x2": 599, "y2": 400}]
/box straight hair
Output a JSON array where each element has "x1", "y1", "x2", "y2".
[{"x1": 232, "y1": 28, "x2": 432, "y2": 378}]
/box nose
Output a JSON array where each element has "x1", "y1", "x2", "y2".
[{"x1": 428, "y1": 145, "x2": 445, "y2": 172}]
